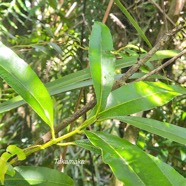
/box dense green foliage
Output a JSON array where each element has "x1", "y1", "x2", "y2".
[{"x1": 0, "y1": 0, "x2": 186, "y2": 185}]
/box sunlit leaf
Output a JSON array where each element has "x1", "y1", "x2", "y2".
[
  {"x1": 0, "y1": 42, "x2": 54, "y2": 129},
  {"x1": 0, "y1": 50, "x2": 181, "y2": 114},
  {"x1": 85, "y1": 131, "x2": 186, "y2": 186},
  {"x1": 98, "y1": 81, "x2": 185, "y2": 119},
  {"x1": 89, "y1": 22, "x2": 115, "y2": 113}
]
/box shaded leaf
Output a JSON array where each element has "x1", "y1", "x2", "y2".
[
  {"x1": 116, "y1": 50, "x2": 180, "y2": 69},
  {"x1": 75, "y1": 139, "x2": 101, "y2": 154},
  {"x1": 114, "y1": 0, "x2": 152, "y2": 48},
  {"x1": 48, "y1": 42, "x2": 62, "y2": 55}
]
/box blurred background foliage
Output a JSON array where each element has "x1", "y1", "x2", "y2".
[{"x1": 0, "y1": 0, "x2": 185, "y2": 185}]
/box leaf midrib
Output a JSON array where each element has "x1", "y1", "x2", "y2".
[
  {"x1": 99, "y1": 88, "x2": 179, "y2": 116},
  {"x1": 88, "y1": 132, "x2": 146, "y2": 186},
  {"x1": 90, "y1": 132, "x2": 173, "y2": 186}
]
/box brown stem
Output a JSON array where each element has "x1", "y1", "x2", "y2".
[
  {"x1": 102, "y1": 0, "x2": 114, "y2": 24},
  {"x1": 112, "y1": 26, "x2": 185, "y2": 89},
  {"x1": 134, "y1": 49, "x2": 186, "y2": 82}
]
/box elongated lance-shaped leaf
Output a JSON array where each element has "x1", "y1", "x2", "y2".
[
  {"x1": 85, "y1": 131, "x2": 186, "y2": 186},
  {"x1": 0, "y1": 42, "x2": 53, "y2": 129},
  {"x1": 108, "y1": 116, "x2": 186, "y2": 145},
  {"x1": 89, "y1": 22, "x2": 115, "y2": 113},
  {"x1": 0, "y1": 50, "x2": 181, "y2": 114},
  {"x1": 114, "y1": 0, "x2": 152, "y2": 48},
  {"x1": 98, "y1": 81, "x2": 185, "y2": 119}
]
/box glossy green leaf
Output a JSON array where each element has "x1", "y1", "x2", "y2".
[
  {"x1": 1, "y1": 166, "x2": 74, "y2": 186},
  {"x1": 0, "y1": 50, "x2": 180, "y2": 114},
  {"x1": 0, "y1": 42, "x2": 54, "y2": 128},
  {"x1": 109, "y1": 116, "x2": 186, "y2": 145},
  {"x1": 85, "y1": 131, "x2": 186, "y2": 186},
  {"x1": 114, "y1": 0, "x2": 152, "y2": 48},
  {"x1": 89, "y1": 22, "x2": 115, "y2": 113},
  {"x1": 98, "y1": 81, "x2": 185, "y2": 119}
]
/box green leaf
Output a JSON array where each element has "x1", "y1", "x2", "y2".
[
  {"x1": 0, "y1": 153, "x2": 11, "y2": 185},
  {"x1": 1, "y1": 166, "x2": 74, "y2": 186},
  {"x1": 114, "y1": 0, "x2": 152, "y2": 48},
  {"x1": 85, "y1": 131, "x2": 186, "y2": 186},
  {"x1": 48, "y1": 42, "x2": 62, "y2": 55},
  {"x1": 149, "y1": 155, "x2": 186, "y2": 186},
  {"x1": 116, "y1": 50, "x2": 180, "y2": 69},
  {"x1": 109, "y1": 116, "x2": 186, "y2": 145},
  {"x1": 98, "y1": 81, "x2": 185, "y2": 119},
  {"x1": 75, "y1": 139, "x2": 101, "y2": 154},
  {"x1": 6, "y1": 165, "x2": 15, "y2": 177},
  {"x1": 7, "y1": 145, "x2": 26, "y2": 161},
  {"x1": 0, "y1": 145, "x2": 25, "y2": 184},
  {"x1": 89, "y1": 22, "x2": 115, "y2": 113},
  {"x1": 0, "y1": 50, "x2": 181, "y2": 114},
  {"x1": 0, "y1": 42, "x2": 54, "y2": 129}
]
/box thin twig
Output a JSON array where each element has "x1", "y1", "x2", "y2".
[
  {"x1": 149, "y1": 0, "x2": 175, "y2": 26},
  {"x1": 102, "y1": 0, "x2": 114, "y2": 23},
  {"x1": 112, "y1": 26, "x2": 185, "y2": 89},
  {"x1": 134, "y1": 49, "x2": 186, "y2": 82}
]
